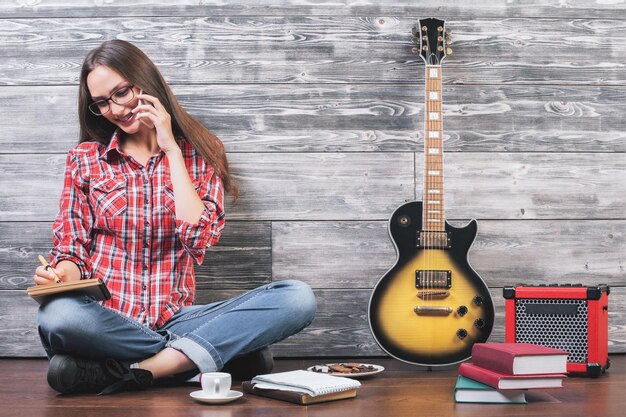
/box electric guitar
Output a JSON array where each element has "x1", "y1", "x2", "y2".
[{"x1": 368, "y1": 18, "x2": 494, "y2": 366}]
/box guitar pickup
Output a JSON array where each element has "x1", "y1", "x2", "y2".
[
  {"x1": 416, "y1": 270, "x2": 452, "y2": 289},
  {"x1": 417, "y1": 230, "x2": 451, "y2": 249}
]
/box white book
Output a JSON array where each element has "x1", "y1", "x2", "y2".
[{"x1": 251, "y1": 370, "x2": 361, "y2": 397}]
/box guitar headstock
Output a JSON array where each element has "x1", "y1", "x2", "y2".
[{"x1": 411, "y1": 18, "x2": 450, "y2": 65}]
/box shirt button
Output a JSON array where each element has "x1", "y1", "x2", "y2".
[
  {"x1": 140, "y1": 305, "x2": 146, "y2": 312},
  {"x1": 142, "y1": 284, "x2": 147, "y2": 290}
]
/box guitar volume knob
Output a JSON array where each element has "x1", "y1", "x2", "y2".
[
  {"x1": 456, "y1": 305, "x2": 468, "y2": 317},
  {"x1": 456, "y1": 328, "x2": 468, "y2": 340},
  {"x1": 474, "y1": 318, "x2": 486, "y2": 329},
  {"x1": 472, "y1": 295, "x2": 485, "y2": 306}
]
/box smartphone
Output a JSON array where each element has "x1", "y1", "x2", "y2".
[{"x1": 137, "y1": 89, "x2": 155, "y2": 128}]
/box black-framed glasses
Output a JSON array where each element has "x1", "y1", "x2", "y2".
[{"x1": 88, "y1": 84, "x2": 135, "y2": 115}]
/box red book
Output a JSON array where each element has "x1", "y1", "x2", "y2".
[
  {"x1": 472, "y1": 343, "x2": 568, "y2": 375},
  {"x1": 458, "y1": 363, "x2": 565, "y2": 390}
]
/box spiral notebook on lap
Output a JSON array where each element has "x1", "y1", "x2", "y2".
[
  {"x1": 243, "y1": 370, "x2": 361, "y2": 405},
  {"x1": 27, "y1": 279, "x2": 111, "y2": 304}
]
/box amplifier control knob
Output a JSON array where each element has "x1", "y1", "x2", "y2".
[
  {"x1": 456, "y1": 328, "x2": 468, "y2": 340},
  {"x1": 456, "y1": 305, "x2": 468, "y2": 316},
  {"x1": 472, "y1": 295, "x2": 485, "y2": 306},
  {"x1": 474, "y1": 318, "x2": 486, "y2": 329}
]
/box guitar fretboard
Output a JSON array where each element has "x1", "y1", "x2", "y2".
[{"x1": 423, "y1": 65, "x2": 445, "y2": 231}]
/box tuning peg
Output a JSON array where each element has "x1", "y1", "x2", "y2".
[
  {"x1": 446, "y1": 47, "x2": 453, "y2": 55},
  {"x1": 412, "y1": 36, "x2": 419, "y2": 45},
  {"x1": 412, "y1": 26, "x2": 419, "y2": 36},
  {"x1": 411, "y1": 47, "x2": 419, "y2": 54}
]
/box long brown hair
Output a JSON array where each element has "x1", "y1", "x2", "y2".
[{"x1": 78, "y1": 39, "x2": 238, "y2": 200}]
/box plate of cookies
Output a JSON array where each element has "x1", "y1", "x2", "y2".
[{"x1": 307, "y1": 362, "x2": 384, "y2": 378}]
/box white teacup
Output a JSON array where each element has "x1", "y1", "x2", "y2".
[{"x1": 200, "y1": 372, "x2": 231, "y2": 397}]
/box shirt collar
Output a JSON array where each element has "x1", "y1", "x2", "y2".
[
  {"x1": 99, "y1": 128, "x2": 186, "y2": 162},
  {"x1": 100, "y1": 128, "x2": 125, "y2": 161}
]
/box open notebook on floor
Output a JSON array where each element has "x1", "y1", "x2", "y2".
[{"x1": 243, "y1": 370, "x2": 361, "y2": 405}]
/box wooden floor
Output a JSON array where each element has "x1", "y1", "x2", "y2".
[{"x1": 0, "y1": 355, "x2": 624, "y2": 417}]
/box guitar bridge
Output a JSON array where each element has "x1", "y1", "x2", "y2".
[
  {"x1": 417, "y1": 290, "x2": 450, "y2": 299},
  {"x1": 414, "y1": 306, "x2": 453, "y2": 316},
  {"x1": 416, "y1": 270, "x2": 451, "y2": 289}
]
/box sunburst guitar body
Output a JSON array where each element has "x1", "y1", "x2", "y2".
[
  {"x1": 368, "y1": 18, "x2": 494, "y2": 366},
  {"x1": 368, "y1": 201, "x2": 494, "y2": 366}
]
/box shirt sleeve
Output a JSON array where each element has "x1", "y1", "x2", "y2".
[
  {"x1": 50, "y1": 149, "x2": 93, "y2": 279},
  {"x1": 174, "y1": 168, "x2": 225, "y2": 265}
]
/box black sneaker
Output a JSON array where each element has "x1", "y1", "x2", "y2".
[
  {"x1": 47, "y1": 354, "x2": 153, "y2": 395},
  {"x1": 222, "y1": 346, "x2": 274, "y2": 381}
]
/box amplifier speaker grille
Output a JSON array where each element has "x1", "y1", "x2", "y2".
[{"x1": 514, "y1": 298, "x2": 588, "y2": 363}]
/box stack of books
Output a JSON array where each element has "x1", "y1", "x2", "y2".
[{"x1": 454, "y1": 342, "x2": 568, "y2": 404}]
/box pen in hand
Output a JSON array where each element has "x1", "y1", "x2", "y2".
[{"x1": 38, "y1": 255, "x2": 62, "y2": 284}]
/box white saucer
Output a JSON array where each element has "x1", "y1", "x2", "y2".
[{"x1": 190, "y1": 390, "x2": 243, "y2": 404}]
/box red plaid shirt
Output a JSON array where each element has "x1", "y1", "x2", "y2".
[{"x1": 50, "y1": 129, "x2": 225, "y2": 329}]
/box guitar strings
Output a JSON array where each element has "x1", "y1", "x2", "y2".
[
  {"x1": 424, "y1": 26, "x2": 431, "y2": 307},
  {"x1": 423, "y1": 26, "x2": 428, "y2": 304},
  {"x1": 437, "y1": 27, "x2": 445, "y2": 307},
  {"x1": 424, "y1": 25, "x2": 444, "y2": 308}
]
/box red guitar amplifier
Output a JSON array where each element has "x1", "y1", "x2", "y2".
[{"x1": 503, "y1": 284, "x2": 610, "y2": 377}]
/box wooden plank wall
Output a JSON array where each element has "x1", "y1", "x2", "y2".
[{"x1": 0, "y1": 1, "x2": 624, "y2": 358}]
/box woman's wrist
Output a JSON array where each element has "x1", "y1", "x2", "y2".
[{"x1": 163, "y1": 142, "x2": 182, "y2": 157}]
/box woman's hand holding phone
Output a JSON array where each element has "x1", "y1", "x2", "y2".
[
  {"x1": 132, "y1": 90, "x2": 180, "y2": 155},
  {"x1": 135, "y1": 89, "x2": 155, "y2": 129}
]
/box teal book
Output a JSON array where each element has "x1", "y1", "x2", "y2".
[{"x1": 454, "y1": 375, "x2": 527, "y2": 404}]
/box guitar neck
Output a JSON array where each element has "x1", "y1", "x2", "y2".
[{"x1": 423, "y1": 65, "x2": 445, "y2": 231}]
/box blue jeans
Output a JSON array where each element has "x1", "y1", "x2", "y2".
[{"x1": 37, "y1": 280, "x2": 316, "y2": 374}]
